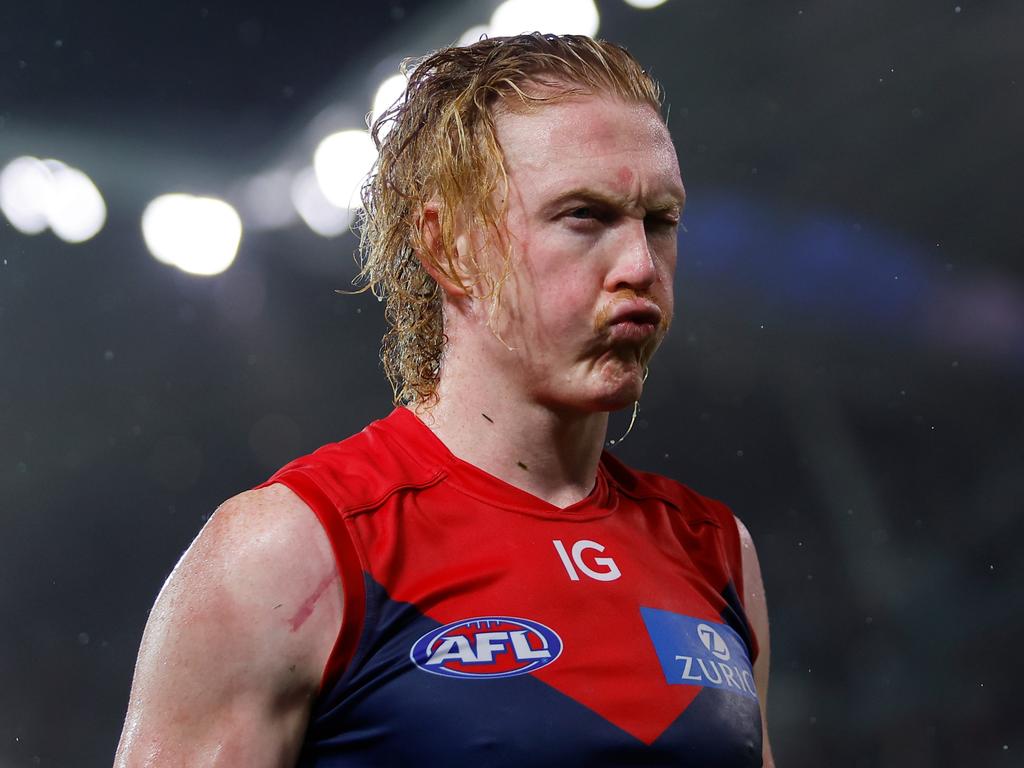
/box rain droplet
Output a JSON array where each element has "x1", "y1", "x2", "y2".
[
  {"x1": 77, "y1": 632, "x2": 90, "y2": 645},
  {"x1": 103, "y1": 349, "x2": 114, "y2": 361}
]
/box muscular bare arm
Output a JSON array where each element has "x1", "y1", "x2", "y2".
[
  {"x1": 736, "y1": 515, "x2": 776, "y2": 768},
  {"x1": 115, "y1": 483, "x2": 343, "y2": 767}
]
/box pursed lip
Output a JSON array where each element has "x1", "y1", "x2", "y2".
[{"x1": 606, "y1": 300, "x2": 663, "y2": 329}]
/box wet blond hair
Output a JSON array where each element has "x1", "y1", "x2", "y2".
[{"x1": 356, "y1": 33, "x2": 664, "y2": 405}]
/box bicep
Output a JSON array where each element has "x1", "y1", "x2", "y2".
[
  {"x1": 115, "y1": 486, "x2": 343, "y2": 767},
  {"x1": 736, "y1": 515, "x2": 775, "y2": 768}
]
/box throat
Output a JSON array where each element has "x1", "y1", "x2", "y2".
[{"x1": 409, "y1": 398, "x2": 608, "y2": 510}]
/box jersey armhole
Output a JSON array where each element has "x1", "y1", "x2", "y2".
[
  {"x1": 715, "y1": 501, "x2": 761, "y2": 664},
  {"x1": 256, "y1": 470, "x2": 366, "y2": 695}
]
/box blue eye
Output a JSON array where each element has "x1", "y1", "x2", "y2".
[{"x1": 569, "y1": 207, "x2": 595, "y2": 219}]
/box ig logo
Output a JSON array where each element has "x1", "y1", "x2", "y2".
[{"x1": 552, "y1": 539, "x2": 621, "y2": 582}]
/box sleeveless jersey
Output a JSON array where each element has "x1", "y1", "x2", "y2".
[{"x1": 258, "y1": 407, "x2": 762, "y2": 767}]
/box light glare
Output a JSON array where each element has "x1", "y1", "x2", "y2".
[
  {"x1": 0, "y1": 156, "x2": 107, "y2": 242},
  {"x1": 458, "y1": 25, "x2": 490, "y2": 47},
  {"x1": 291, "y1": 166, "x2": 354, "y2": 238},
  {"x1": 46, "y1": 164, "x2": 107, "y2": 243},
  {"x1": 313, "y1": 129, "x2": 377, "y2": 210},
  {"x1": 489, "y1": 0, "x2": 600, "y2": 36},
  {"x1": 623, "y1": 0, "x2": 669, "y2": 8},
  {"x1": 371, "y1": 74, "x2": 409, "y2": 134},
  {"x1": 142, "y1": 194, "x2": 242, "y2": 276},
  {"x1": 0, "y1": 157, "x2": 56, "y2": 235}
]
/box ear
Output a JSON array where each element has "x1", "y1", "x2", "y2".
[{"x1": 417, "y1": 201, "x2": 472, "y2": 299}]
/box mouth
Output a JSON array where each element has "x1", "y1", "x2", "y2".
[{"x1": 605, "y1": 301, "x2": 664, "y2": 342}]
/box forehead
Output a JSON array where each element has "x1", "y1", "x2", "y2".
[{"x1": 492, "y1": 92, "x2": 683, "y2": 201}]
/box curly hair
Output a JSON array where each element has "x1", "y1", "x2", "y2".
[{"x1": 355, "y1": 33, "x2": 664, "y2": 405}]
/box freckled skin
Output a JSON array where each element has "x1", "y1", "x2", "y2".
[{"x1": 484, "y1": 95, "x2": 685, "y2": 413}]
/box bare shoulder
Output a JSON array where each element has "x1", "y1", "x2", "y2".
[
  {"x1": 733, "y1": 515, "x2": 766, "y2": 610},
  {"x1": 154, "y1": 483, "x2": 343, "y2": 671},
  {"x1": 733, "y1": 514, "x2": 775, "y2": 767},
  {"x1": 115, "y1": 483, "x2": 343, "y2": 767}
]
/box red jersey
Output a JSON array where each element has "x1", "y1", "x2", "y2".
[{"x1": 258, "y1": 407, "x2": 762, "y2": 766}]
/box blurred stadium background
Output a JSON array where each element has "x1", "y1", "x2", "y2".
[{"x1": 2, "y1": 0, "x2": 1021, "y2": 765}]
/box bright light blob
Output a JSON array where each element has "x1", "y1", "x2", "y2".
[
  {"x1": 141, "y1": 194, "x2": 242, "y2": 276},
  {"x1": 313, "y1": 129, "x2": 377, "y2": 210},
  {"x1": 489, "y1": 0, "x2": 600, "y2": 36}
]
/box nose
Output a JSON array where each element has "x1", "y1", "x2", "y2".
[{"x1": 604, "y1": 218, "x2": 658, "y2": 294}]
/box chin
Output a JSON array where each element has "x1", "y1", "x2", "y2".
[{"x1": 584, "y1": 368, "x2": 647, "y2": 413}]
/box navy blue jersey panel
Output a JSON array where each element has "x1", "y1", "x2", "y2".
[{"x1": 296, "y1": 576, "x2": 762, "y2": 767}]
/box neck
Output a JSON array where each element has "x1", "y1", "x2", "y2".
[{"x1": 410, "y1": 375, "x2": 609, "y2": 509}]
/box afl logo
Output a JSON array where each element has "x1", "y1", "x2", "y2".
[{"x1": 410, "y1": 616, "x2": 563, "y2": 679}]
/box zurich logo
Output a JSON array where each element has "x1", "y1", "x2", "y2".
[
  {"x1": 410, "y1": 616, "x2": 563, "y2": 679},
  {"x1": 697, "y1": 623, "x2": 731, "y2": 661}
]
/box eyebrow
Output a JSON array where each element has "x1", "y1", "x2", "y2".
[{"x1": 540, "y1": 186, "x2": 686, "y2": 217}]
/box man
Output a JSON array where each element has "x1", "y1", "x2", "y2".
[{"x1": 116, "y1": 33, "x2": 775, "y2": 766}]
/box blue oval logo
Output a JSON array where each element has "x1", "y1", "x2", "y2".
[{"x1": 410, "y1": 616, "x2": 563, "y2": 679}]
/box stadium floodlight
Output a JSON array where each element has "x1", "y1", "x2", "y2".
[
  {"x1": 313, "y1": 129, "x2": 377, "y2": 210},
  {"x1": 489, "y1": 0, "x2": 600, "y2": 37},
  {"x1": 142, "y1": 193, "x2": 242, "y2": 276}
]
